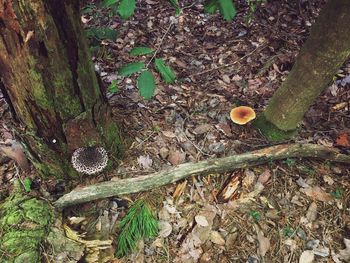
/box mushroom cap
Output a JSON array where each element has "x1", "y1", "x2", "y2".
[
  {"x1": 230, "y1": 106, "x2": 256, "y2": 125},
  {"x1": 71, "y1": 147, "x2": 108, "y2": 175}
]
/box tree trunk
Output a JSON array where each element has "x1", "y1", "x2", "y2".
[
  {"x1": 254, "y1": 0, "x2": 350, "y2": 141},
  {"x1": 0, "y1": 0, "x2": 121, "y2": 178}
]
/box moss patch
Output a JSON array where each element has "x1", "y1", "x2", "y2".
[
  {"x1": 0, "y1": 183, "x2": 53, "y2": 262},
  {"x1": 253, "y1": 114, "x2": 297, "y2": 142}
]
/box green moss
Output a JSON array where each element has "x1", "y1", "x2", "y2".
[
  {"x1": 100, "y1": 121, "x2": 123, "y2": 158},
  {"x1": 0, "y1": 188, "x2": 53, "y2": 263},
  {"x1": 27, "y1": 57, "x2": 52, "y2": 109},
  {"x1": 52, "y1": 74, "x2": 82, "y2": 118},
  {"x1": 253, "y1": 114, "x2": 297, "y2": 142}
]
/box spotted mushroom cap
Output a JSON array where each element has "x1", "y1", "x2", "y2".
[{"x1": 71, "y1": 147, "x2": 108, "y2": 175}]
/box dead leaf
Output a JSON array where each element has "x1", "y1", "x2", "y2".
[
  {"x1": 159, "y1": 221, "x2": 172, "y2": 237},
  {"x1": 336, "y1": 133, "x2": 350, "y2": 147},
  {"x1": 195, "y1": 215, "x2": 209, "y2": 227},
  {"x1": 162, "y1": 130, "x2": 177, "y2": 138},
  {"x1": 193, "y1": 124, "x2": 211, "y2": 135},
  {"x1": 257, "y1": 169, "x2": 271, "y2": 185},
  {"x1": 306, "y1": 202, "x2": 318, "y2": 222},
  {"x1": 209, "y1": 231, "x2": 225, "y2": 246},
  {"x1": 340, "y1": 238, "x2": 350, "y2": 260},
  {"x1": 255, "y1": 225, "x2": 270, "y2": 257},
  {"x1": 301, "y1": 186, "x2": 332, "y2": 202},
  {"x1": 168, "y1": 151, "x2": 186, "y2": 165},
  {"x1": 299, "y1": 250, "x2": 314, "y2": 263},
  {"x1": 137, "y1": 155, "x2": 153, "y2": 169}
]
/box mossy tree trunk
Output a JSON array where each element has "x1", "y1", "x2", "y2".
[
  {"x1": 254, "y1": 0, "x2": 350, "y2": 141},
  {"x1": 0, "y1": 0, "x2": 121, "y2": 178}
]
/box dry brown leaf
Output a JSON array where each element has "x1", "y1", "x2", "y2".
[
  {"x1": 168, "y1": 151, "x2": 186, "y2": 165},
  {"x1": 162, "y1": 130, "x2": 177, "y2": 138},
  {"x1": 306, "y1": 202, "x2": 318, "y2": 222},
  {"x1": 301, "y1": 186, "x2": 332, "y2": 202},
  {"x1": 257, "y1": 169, "x2": 271, "y2": 185},
  {"x1": 255, "y1": 225, "x2": 270, "y2": 257},
  {"x1": 209, "y1": 231, "x2": 226, "y2": 246},
  {"x1": 336, "y1": 133, "x2": 350, "y2": 147}
]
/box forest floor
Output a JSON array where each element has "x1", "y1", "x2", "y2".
[{"x1": 1, "y1": 0, "x2": 350, "y2": 262}]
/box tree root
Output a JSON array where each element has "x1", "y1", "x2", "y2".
[{"x1": 55, "y1": 143, "x2": 350, "y2": 209}]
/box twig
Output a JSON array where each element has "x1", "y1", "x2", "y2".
[
  {"x1": 146, "y1": 22, "x2": 174, "y2": 68},
  {"x1": 189, "y1": 45, "x2": 267, "y2": 77},
  {"x1": 55, "y1": 143, "x2": 350, "y2": 209}
]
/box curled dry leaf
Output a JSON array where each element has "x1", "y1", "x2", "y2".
[{"x1": 301, "y1": 186, "x2": 332, "y2": 202}]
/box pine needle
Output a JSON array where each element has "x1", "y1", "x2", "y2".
[{"x1": 116, "y1": 199, "x2": 158, "y2": 257}]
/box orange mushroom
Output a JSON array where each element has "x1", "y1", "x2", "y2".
[{"x1": 230, "y1": 106, "x2": 256, "y2": 125}]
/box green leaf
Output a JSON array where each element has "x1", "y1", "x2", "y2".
[
  {"x1": 118, "y1": 62, "x2": 145, "y2": 77},
  {"x1": 23, "y1": 178, "x2": 31, "y2": 193},
  {"x1": 168, "y1": 0, "x2": 181, "y2": 15},
  {"x1": 130, "y1": 47, "x2": 154, "y2": 56},
  {"x1": 102, "y1": 0, "x2": 118, "y2": 7},
  {"x1": 118, "y1": 0, "x2": 136, "y2": 19},
  {"x1": 108, "y1": 80, "x2": 119, "y2": 93},
  {"x1": 218, "y1": 0, "x2": 237, "y2": 21},
  {"x1": 85, "y1": 27, "x2": 118, "y2": 41},
  {"x1": 137, "y1": 70, "x2": 156, "y2": 100},
  {"x1": 154, "y1": 58, "x2": 176, "y2": 84},
  {"x1": 204, "y1": 0, "x2": 219, "y2": 14}
]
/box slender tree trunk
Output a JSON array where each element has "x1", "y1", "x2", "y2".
[
  {"x1": 0, "y1": 0, "x2": 121, "y2": 178},
  {"x1": 254, "y1": 0, "x2": 350, "y2": 141}
]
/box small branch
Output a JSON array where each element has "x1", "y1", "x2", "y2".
[
  {"x1": 146, "y1": 22, "x2": 174, "y2": 68},
  {"x1": 54, "y1": 144, "x2": 350, "y2": 209},
  {"x1": 189, "y1": 45, "x2": 267, "y2": 77}
]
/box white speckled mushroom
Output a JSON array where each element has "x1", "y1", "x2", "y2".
[{"x1": 71, "y1": 147, "x2": 108, "y2": 175}]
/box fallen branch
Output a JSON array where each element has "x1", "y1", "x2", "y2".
[{"x1": 55, "y1": 143, "x2": 350, "y2": 209}]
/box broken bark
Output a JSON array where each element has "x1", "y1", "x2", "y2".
[{"x1": 55, "y1": 143, "x2": 350, "y2": 209}]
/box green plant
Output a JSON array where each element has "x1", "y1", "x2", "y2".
[
  {"x1": 283, "y1": 158, "x2": 296, "y2": 167},
  {"x1": 245, "y1": 0, "x2": 265, "y2": 24},
  {"x1": 116, "y1": 47, "x2": 176, "y2": 100},
  {"x1": 331, "y1": 188, "x2": 343, "y2": 199},
  {"x1": 116, "y1": 199, "x2": 159, "y2": 257},
  {"x1": 204, "y1": 0, "x2": 237, "y2": 21},
  {"x1": 249, "y1": 210, "x2": 261, "y2": 222},
  {"x1": 283, "y1": 226, "x2": 295, "y2": 237},
  {"x1": 102, "y1": 0, "x2": 136, "y2": 19},
  {"x1": 168, "y1": 0, "x2": 181, "y2": 16}
]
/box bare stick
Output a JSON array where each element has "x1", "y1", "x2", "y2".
[{"x1": 55, "y1": 144, "x2": 350, "y2": 209}]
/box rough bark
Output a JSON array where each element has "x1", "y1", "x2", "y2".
[
  {"x1": 0, "y1": 0, "x2": 121, "y2": 178},
  {"x1": 254, "y1": 0, "x2": 350, "y2": 141},
  {"x1": 55, "y1": 143, "x2": 350, "y2": 209}
]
